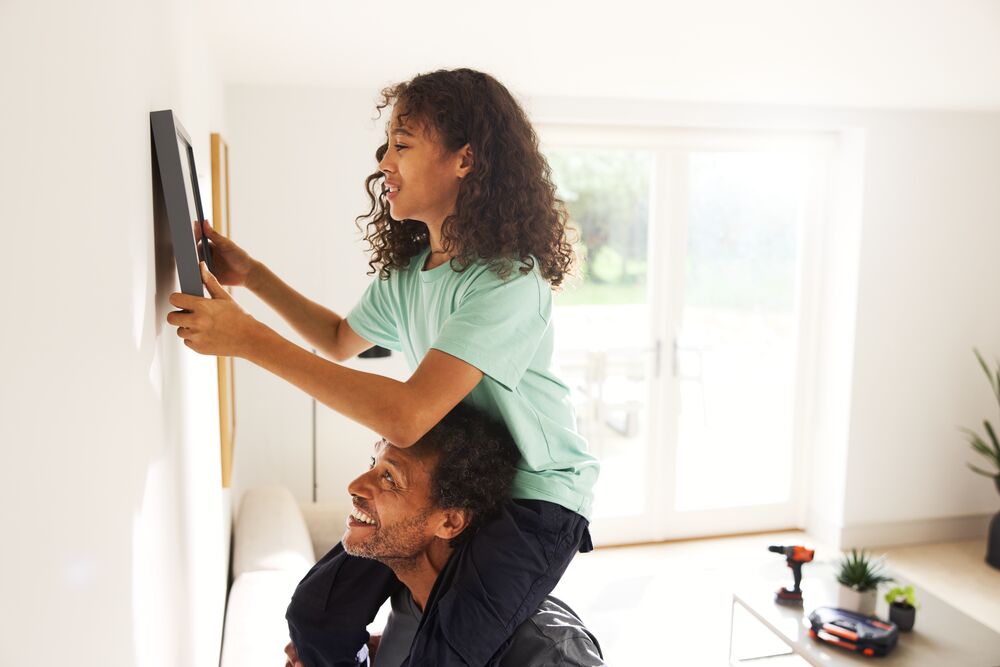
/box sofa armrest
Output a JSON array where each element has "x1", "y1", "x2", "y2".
[{"x1": 220, "y1": 570, "x2": 305, "y2": 667}]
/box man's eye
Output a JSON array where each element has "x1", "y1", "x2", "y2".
[
  {"x1": 382, "y1": 470, "x2": 396, "y2": 486},
  {"x1": 394, "y1": 144, "x2": 407, "y2": 151},
  {"x1": 369, "y1": 456, "x2": 376, "y2": 469}
]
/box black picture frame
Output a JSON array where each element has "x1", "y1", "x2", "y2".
[{"x1": 150, "y1": 109, "x2": 213, "y2": 296}]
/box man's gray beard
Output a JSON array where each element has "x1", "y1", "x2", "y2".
[{"x1": 343, "y1": 508, "x2": 433, "y2": 572}]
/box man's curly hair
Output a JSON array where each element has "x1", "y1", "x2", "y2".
[
  {"x1": 409, "y1": 402, "x2": 521, "y2": 547},
  {"x1": 356, "y1": 68, "x2": 576, "y2": 288}
]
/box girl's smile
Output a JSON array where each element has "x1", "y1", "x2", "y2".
[{"x1": 377, "y1": 111, "x2": 471, "y2": 230}]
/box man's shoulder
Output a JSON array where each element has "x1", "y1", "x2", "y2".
[
  {"x1": 377, "y1": 593, "x2": 604, "y2": 667},
  {"x1": 497, "y1": 596, "x2": 606, "y2": 667}
]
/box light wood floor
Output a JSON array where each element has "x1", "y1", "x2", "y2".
[{"x1": 552, "y1": 530, "x2": 1000, "y2": 665}]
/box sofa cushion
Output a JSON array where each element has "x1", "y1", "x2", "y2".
[
  {"x1": 301, "y1": 500, "x2": 352, "y2": 559},
  {"x1": 233, "y1": 486, "x2": 315, "y2": 579}
]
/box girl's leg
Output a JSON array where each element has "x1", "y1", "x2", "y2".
[
  {"x1": 402, "y1": 499, "x2": 591, "y2": 667},
  {"x1": 286, "y1": 542, "x2": 402, "y2": 667}
]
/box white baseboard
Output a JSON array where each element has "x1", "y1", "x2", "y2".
[
  {"x1": 806, "y1": 512, "x2": 994, "y2": 550},
  {"x1": 805, "y1": 512, "x2": 845, "y2": 549},
  {"x1": 840, "y1": 513, "x2": 993, "y2": 550}
]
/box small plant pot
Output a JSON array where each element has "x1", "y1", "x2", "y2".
[
  {"x1": 987, "y1": 477, "x2": 1000, "y2": 570},
  {"x1": 889, "y1": 602, "x2": 916, "y2": 631},
  {"x1": 837, "y1": 585, "x2": 877, "y2": 616}
]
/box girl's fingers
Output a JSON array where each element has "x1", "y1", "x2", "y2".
[
  {"x1": 204, "y1": 222, "x2": 229, "y2": 244},
  {"x1": 166, "y1": 310, "x2": 195, "y2": 327},
  {"x1": 169, "y1": 292, "x2": 204, "y2": 311}
]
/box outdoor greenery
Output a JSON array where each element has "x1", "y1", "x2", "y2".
[
  {"x1": 884, "y1": 585, "x2": 919, "y2": 609},
  {"x1": 836, "y1": 549, "x2": 893, "y2": 592},
  {"x1": 554, "y1": 281, "x2": 647, "y2": 307},
  {"x1": 546, "y1": 149, "x2": 802, "y2": 311},
  {"x1": 961, "y1": 348, "x2": 1000, "y2": 479},
  {"x1": 547, "y1": 149, "x2": 651, "y2": 305}
]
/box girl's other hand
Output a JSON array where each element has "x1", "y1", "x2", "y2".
[
  {"x1": 166, "y1": 263, "x2": 264, "y2": 358},
  {"x1": 199, "y1": 221, "x2": 256, "y2": 288}
]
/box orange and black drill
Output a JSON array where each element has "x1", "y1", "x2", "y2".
[{"x1": 768, "y1": 545, "x2": 815, "y2": 605}]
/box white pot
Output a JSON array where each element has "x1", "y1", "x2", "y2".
[{"x1": 837, "y1": 585, "x2": 877, "y2": 616}]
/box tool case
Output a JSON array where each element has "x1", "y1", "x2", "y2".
[{"x1": 807, "y1": 607, "x2": 899, "y2": 657}]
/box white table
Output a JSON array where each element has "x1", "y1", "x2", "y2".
[{"x1": 729, "y1": 569, "x2": 1000, "y2": 666}]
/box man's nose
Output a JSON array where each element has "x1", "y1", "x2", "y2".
[{"x1": 347, "y1": 470, "x2": 374, "y2": 498}]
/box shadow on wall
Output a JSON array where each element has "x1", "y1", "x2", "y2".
[
  {"x1": 123, "y1": 130, "x2": 228, "y2": 667},
  {"x1": 152, "y1": 132, "x2": 178, "y2": 337}
]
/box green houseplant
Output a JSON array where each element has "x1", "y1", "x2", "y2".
[
  {"x1": 836, "y1": 549, "x2": 893, "y2": 616},
  {"x1": 884, "y1": 585, "x2": 919, "y2": 631},
  {"x1": 961, "y1": 349, "x2": 1000, "y2": 569}
]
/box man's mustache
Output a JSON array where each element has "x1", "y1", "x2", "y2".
[{"x1": 351, "y1": 497, "x2": 379, "y2": 525}]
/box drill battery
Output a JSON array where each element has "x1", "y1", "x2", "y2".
[{"x1": 807, "y1": 607, "x2": 899, "y2": 657}]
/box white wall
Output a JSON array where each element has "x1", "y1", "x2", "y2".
[
  {"x1": 210, "y1": 0, "x2": 1000, "y2": 111},
  {"x1": 0, "y1": 1, "x2": 230, "y2": 665},
  {"x1": 224, "y1": 84, "x2": 1000, "y2": 549},
  {"x1": 841, "y1": 112, "x2": 1000, "y2": 544},
  {"x1": 223, "y1": 85, "x2": 410, "y2": 513}
]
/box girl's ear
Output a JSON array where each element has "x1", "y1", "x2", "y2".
[{"x1": 456, "y1": 144, "x2": 474, "y2": 179}]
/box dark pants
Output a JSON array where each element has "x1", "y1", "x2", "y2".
[{"x1": 286, "y1": 499, "x2": 592, "y2": 667}]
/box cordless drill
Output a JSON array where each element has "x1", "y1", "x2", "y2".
[{"x1": 768, "y1": 545, "x2": 815, "y2": 605}]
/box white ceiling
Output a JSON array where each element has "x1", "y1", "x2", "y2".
[{"x1": 208, "y1": 0, "x2": 1000, "y2": 110}]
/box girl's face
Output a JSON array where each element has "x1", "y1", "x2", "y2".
[{"x1": 378, "y1": 109, "x2": 472, "y2": 229}]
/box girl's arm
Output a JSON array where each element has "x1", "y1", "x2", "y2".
[
  {"x1": 168, "y1": 265, "x2": 483, "y2": 447},
  {"x1": 247, "y1": 330, "x2": 483, "y2": 447},
  {"x1": 204, "y1": 223, "x2": 370, "y2": 361},
  {"x1": 246, "y1": 261, "x2": 371, "y2": 362}
]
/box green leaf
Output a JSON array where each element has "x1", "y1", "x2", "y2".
[
  {"x1": 884, "y1": 585, "x2": 918, "y2": 607},
  {"x1": 975, "y1": 348, "x2": 993, "y2": 386},
  {"x1": 971, "y1": 439, "x2": 995, "y2": 460},
  {"x1": 962, "y1": 428, "x2": 999, "y2": 464},
  {"x1": 974, "y1": 348, "x2": 1000, "y2": 406},
  {"x1": 836, "y1": 549, "x2": 892, "y2": 591},
  {"x1": 985, "y1": 421, "x2": 1000, "y2": 458},
  {"x1": 996, "y1": 368, "x2": 1000, "y2": 421},
  {"x1": 963, "y1": 430, "x2": 995, "y2": 459},
  {"x1": 967, "y1": 463, "x2": 999, "y2": 477}
]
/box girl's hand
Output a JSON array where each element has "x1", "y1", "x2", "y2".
[
  {"x1": 166, "y1": 263, "x2": 264, "y2": 358},
  {"x1": 200, "y1": 221, "x2": 256, "y2": 288}
]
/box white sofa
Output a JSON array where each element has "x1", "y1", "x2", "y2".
[{"x1": 220, "y1": 487, "x2": 349, "y2": 667}]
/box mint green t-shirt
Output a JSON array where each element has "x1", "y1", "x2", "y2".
[{"x1": 346, "y1": 247, "x2": 599, "y2": 519}]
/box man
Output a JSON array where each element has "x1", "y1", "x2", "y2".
[{"x1": 285, "y1": 404, "x2": 604, "y2": 667}]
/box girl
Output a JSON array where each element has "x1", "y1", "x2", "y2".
[{"x1": 168, "y1": 68, "x2": 599, "y2": 667}]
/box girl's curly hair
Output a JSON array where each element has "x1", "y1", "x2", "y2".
[{"x1": 356, "y1": 68, "x2": 576, "y2": 288}]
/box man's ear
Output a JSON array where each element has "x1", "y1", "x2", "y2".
[
  {"x1": 434, "y1": 508, "x2": 471, "y2": 541},
  {"x1": 456, "y1": 144, "x2": 473, "y2": 179}
]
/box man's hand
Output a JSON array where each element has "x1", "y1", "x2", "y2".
[
  {"x1": 284, "y1": 641, "x2": 305, "y2": 667},
  {"x1": 166, "y1": 263, "x2": 266, "y2": 358}
]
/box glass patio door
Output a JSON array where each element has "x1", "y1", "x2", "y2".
[
  {"x1": 661, "y1": 148, "x2": 825, "y2": 539},
  {"x1": 545, "y1": 147, "x2": 665, "y2": 544},
  {"x1": 541, "y1": 126, "x2": 833, "y2": 546}
]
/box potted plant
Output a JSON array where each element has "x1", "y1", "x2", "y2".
[
  {"x1": 960, "y1": 348, "x2": 1000, "y2": 569},
  {"x1": 836, "y1": 549, "x2": 892, "y2": 616},
  {"x1": 884, "y1": 585, "x2": 919, "y2": 631}
]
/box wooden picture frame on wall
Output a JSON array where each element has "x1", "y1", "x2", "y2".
[{"x1": 211, "y1": 133, "x2": 236, "y2": 488}]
